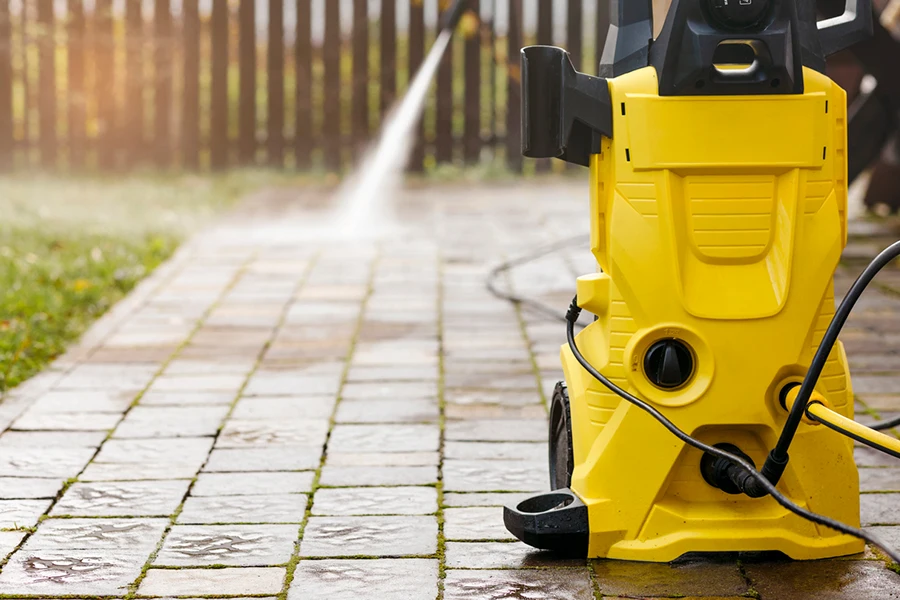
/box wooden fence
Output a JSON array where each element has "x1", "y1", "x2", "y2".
[{"x1": 0, "y1": 0, "x2": 620, "y2": 173}]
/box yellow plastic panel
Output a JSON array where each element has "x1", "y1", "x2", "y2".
[{"x1": 626, "y1": 93, "x2": 828, "y2": 170}]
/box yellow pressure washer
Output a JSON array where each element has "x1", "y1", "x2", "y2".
[{"x1": 501, "y1": 0, "x2": 900, "y2": 563}]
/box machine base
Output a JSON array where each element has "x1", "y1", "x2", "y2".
[{"x1": 504, "y1": 488, "x2": 864, "y2": 561}]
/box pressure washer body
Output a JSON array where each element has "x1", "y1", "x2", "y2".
[{"x1": 504, "y1": 0, "x2": 874, "y2": 561}]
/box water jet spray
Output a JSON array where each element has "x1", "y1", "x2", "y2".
[{"x1": 331, "y1": 0, "x2": 471, "y2": 239}]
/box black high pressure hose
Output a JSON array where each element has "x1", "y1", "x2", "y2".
[{"x1": 564, "y1": 298, "x2": 900, "y2": 565}]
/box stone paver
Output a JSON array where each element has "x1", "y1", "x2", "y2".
[
  {"x1": 137, "y1": 567, "x2": 286, "y2": 596},
  {"x1": 288, "y1": 559, "x2": 438, "y2": 600},
  {"x1": 177, "y1": 494, "x2": 307, "y2": 524},
  {"x1": 443, "y1": 569, "x2": 594, "y2": 600},
  {"x1": 155, "y1": 524, "x2": 298, "y2": 566},
  {"x1": 0, "y1": 182, "x2": 898, "y2": 597},
  {"x1": 300, "y1": 516, "x2": 438, "y2": 557},
  {"x1": 311, "y1": 486, "x2": 438, "y2": 516},
  {"x1": 51, "y1": 481, "x2": 190, "y2": 517}
]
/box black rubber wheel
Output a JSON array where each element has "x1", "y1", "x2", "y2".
[{"x1": 548, "y1": 381, "x2": 574, "y2": 490}]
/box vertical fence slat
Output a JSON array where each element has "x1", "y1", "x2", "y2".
[
  {"x1": 183, "y1": 0, "x2": 200, "y2": 168},
  {"x1": 210, "y1": 0, "x2": 229, "y2": 169},
  {"x1": 19, "y1": 0, "x2": 28, "y2": 159},
  {"x1": 380, "y1": 0, "x2": 396, "y2": 116},
  {"x1": 239, "y1": 0, "x2": 256, "y2": 164},
  {"x1": 407, "y1": 0, "x2": 424, "y2": 172},
  {"x1": 124, "y1": 0, "x2": 143, "y2": 167},
  {"x1": 463, "y1": 0, "x2": 480, "y2": 164},
  {"x1": 323, "y1": 0, "x2": 341, "y2": 171},
  {"x1": 534, "y1": 0, "x2": 553, "y2": 172},
  {"x1": 567, "y1": 0, "x2": 583, "y2": 70},
  {"x1": 506, "y1": 0, "x2": 522, "y2": 171},
  {"x1": 352, "y1": 0, "x2": 369, "y2": 155},
  {"x1": 596, "y1": 0, "x2": 609, "y2": 74},
  {"x1": 37, "y1": 0, "x2": 56, "y2": 167},
  {"x1": 435, "y1": 3, "x2": 453, "y2": 165},
  {"x1": 268, "y1": 0, "x2": 284, "y2": 166},
  {"x1": 155, "y1": 0, "x2": 172, "y2": 166},
  {"x1": 94, "y1": 0, "x2": 115, "y2": 168},
  {"x1": 295, "y1": 0, "x2": 311, "y2": 168},
  {"x1": 0, "y1": 0, "x2": 12, "y2": 170}
]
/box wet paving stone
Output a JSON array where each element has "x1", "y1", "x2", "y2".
[
  {"x1": 203, "y1": 447, "x2": 322, "y2": 472},
  {"x1": 444, "y1": 441, "x2": 546, "y2": 461},
  {"x1": 139, "y1": 390, "x2": 237, "y2": 406},
  {"x1": 244, "y1": 372, "x2": 341, "y2": 396},
  {"x1": 445, "y1": 420, "x2": 547, "y2": 442},
  {"x1": 92, "y1": 437, "x2": 214, "y2": 467},
  {"x1": 28, "y1": 390, "x2": 136, "y2": 413},
  {"x1": 177, "y1": 494, "x2": 307, "y2": 524},
  {"x1": 866, "y1": 525, "x2": 900, "y2": 547},
  {"x1": 0, "y1": 499, "x2": 52, "y2": 528},
  {"x1": 346, "y1": 364, "x2": 440, "y2": 382},
  {"x1": 443, "y1": 492, "x2": 532, "y2": 508},
  {"x1": 341, "y1": 381, "x2": 437, "y2": 401},
  {"x1": 155, "y1": 524, "x2": 298, "y2": 566},
  {"x1": 288, "y1": 558, "x2": 438, "y2": 600},
  {"x1": 217, "y1": 419, "x2": 330, "y2": 448},
  {"x1": 0, "y1": 477, "x2": 65, "y2": 499},
  {"x1": 24, "y1": 518, "x2": 168, "y2": 552},
  {"x1": 0, "y1": 550, "x2": 147, "y2": 596},
  {"x1": 443, "y1": 459, "x2": 547, "y2": 492},
  {"x1": 445, "y1": 541, "x2": 585, "y2": 569},
  {"x1": 11, "y1": 410, "x2": 122, "y2": 431},
  {"x1": 113, "y1": 405, "x2": 231, "y2": 438},
  {"x1": 856, "y1": 447, "x2": 899, "y2": 467},
  {"x1": 592, "y1": 557, "x2": 748, "y2": 597},
  {"x1": 744, "y1": 558, "x2": 900, "y2": 599},
  {"x1": 300, "y1": 515, "x2": 438, "y2": 557},
  {"x1": 327, "y1": 424, "x2": 440, "y2": 453},
  {"x1": 192, "y1": 471, "x2": 315, "y2": 496},
  {"x1": 149, "y1": 374, "x2": 247, "y2": 393},
  {"x1": 0, "y1": 531, "x2": 25, "y2": 560},
  {"x1": 444, "y1": 507, "x2": 515, "y2": 541},
  {"x1": 860, "y1": 468, "x2": 900, "y2": 492},
  {"x1": 445, "y1": 389, "x2": 543, "y2": 406},
  {"x1": 137, "y1": 566, "x2": 286, "y2": 596},
  {"x1": 78, "y1": 462, "x2": 199, "y2": 481},
  {"x1": 445, "y1": 403, "x2": 548, "y2": 420},
  {"x1": 326, "y1": 451, "x2": 440, "y2": 467},
  {"x1": 0, "y1": 446, "x2": 98, "y2": 478},
  {"x1": 334, "y1": 399, "x2": 439, "y2": 423},
  {"x1": 51, "y1": 480, "x2": 191, "y2": 517},
  {"x1": 443, "y1": 568, "x2": 593, "y2": 600},
  {"x1": 0, "y1": 430, "x2": 108, "y2": 448},
  {"x1": 230, "y1": 396, "x2": 336, "y2": 420},
  {"x1": 860, "y1": 493, "x2": 900, "y2": 525},
  {"x1": 318, "y1": 465, "x2": 438, "y2": 487},
  {"x1": 312, "y1": 486, "x2": 438, "y2": 516}
]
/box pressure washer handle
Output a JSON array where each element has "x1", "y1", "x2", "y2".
[
  {"x1": 818, "y1": 0, "x2": 874, "y2": 56},
  {"x1": 438, "y1": 0, "x2": 470, "y2": 32}
]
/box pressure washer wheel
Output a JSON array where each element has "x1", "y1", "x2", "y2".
[{"x1": 549, "y1": 382, "x2": 574, "y2": 490}]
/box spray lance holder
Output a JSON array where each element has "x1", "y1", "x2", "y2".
[{"x1": 503, "y1": 0, "x2": 887, "y2": 562}]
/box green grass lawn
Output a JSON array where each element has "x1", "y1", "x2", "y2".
[{"x1": 0, "y1": 172, "x2": 270, "y2": 394}]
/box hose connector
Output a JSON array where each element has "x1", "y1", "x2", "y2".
[{"x1": 701, "y1": 443, "x2": 769, "y2": 498}]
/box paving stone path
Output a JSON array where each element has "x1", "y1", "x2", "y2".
[{"x1": 0, "y1": 181, "x2": 899, "y2": 599}]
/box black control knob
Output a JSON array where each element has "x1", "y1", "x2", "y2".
[
  {"x1": 644, "y1": 339, "x2": 694, "y2": 390},
  {"x1": 707, "y1": 0, "x2": 770, "y2": 30}
]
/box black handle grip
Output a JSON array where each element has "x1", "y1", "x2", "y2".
[{"x1": 818, "y1": 0, "x2": 874, "y2": 56}]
